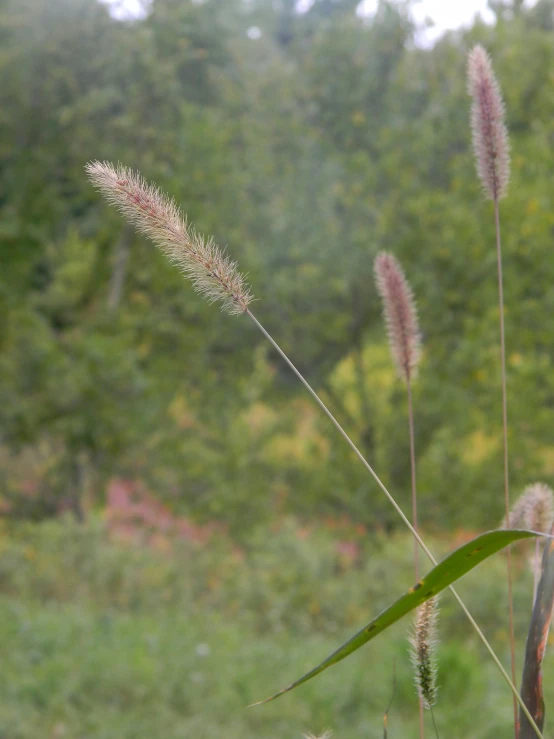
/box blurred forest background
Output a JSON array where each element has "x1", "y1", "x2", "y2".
[{"x1": 2, "y1": 0, "x2": 554, "y2": 737}]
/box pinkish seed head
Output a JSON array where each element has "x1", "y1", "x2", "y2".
[
  {"x1": 467, "y1": 45, "x2": 510, "y2": 201},
  {"x1": 506, "y1": 483, "x2": 554, "y2": 533},
  {"x1": 374, "y1": 252, "x2": 421, "y2": 383}
]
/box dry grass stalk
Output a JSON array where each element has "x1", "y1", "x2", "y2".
[
  {"x1": 468, "y1": 45, "x2": 516, "y2": 735},
  {"x1": 375, "y1": 250, "x2": 426, "y2": 736}
]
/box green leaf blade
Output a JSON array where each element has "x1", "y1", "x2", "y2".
[{"x1": 251, "y1": 529, "x2": 542, "y2": 706}]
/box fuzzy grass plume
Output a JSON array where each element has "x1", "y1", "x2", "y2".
[
  {"x1": 506, "y1": 483, "x2": 554, "y2": 534},
  {"x1": 467, "y1": 45, "x2": 510, "y2": 202},
  {"x1": 410, "y1": 597, "x2": 439, "y2": 710},
  {"x1": 86, "y1": 162, "x2": 253, "y2": 315},
  {"x1": 374, "y1": 252, "x2": 421, "y2": 383},
  {"x1": 507, "y1": 483, "x2": 554, "y2": 602}
]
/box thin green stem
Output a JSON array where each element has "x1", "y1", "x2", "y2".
[
  {"x1": 495, "y1": 199, "x2": 518, "y2": 739},
  {"x1": 382, "y1": 662, "x2": 396, "y2": 739},
  {"x1": 407, "y1": 378, "x2": 419, "y2": 581},
  {"x1": 407, "y1": 377, "x2": 424, "y2": 739},
  {"x1": 430, "y1": 706, "x2": 440, "y2": 739},
  {"x1": 246, "y1": 308, "x2": 543, "y2": 739}
]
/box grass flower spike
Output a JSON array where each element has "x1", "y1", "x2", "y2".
[
  {"x1": 467, "y1": 45, "x2": 510, "y2": 201},
  {"x1": 86, "y1": 162, "x2": 253, "y2": 315},
  {"x1": 374, "y1": 252, "x2": 421, "y2": 383},
  {"x1": 507, "y1": 483, "x2": 554, "y2": 534},
  {"x1": 410, "y1": 597, "x2": 440, "y2": 711},
  {"x1": 508, "y1": 483, "x2": 554, "y2": 602}
]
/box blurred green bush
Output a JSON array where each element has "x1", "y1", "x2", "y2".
[{"x1": 0, "y1": 517, "x2": 549, "y2": 738}]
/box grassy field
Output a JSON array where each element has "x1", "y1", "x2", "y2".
[{"x1": 0, "y1": 517, "x2": 552, "y2": 739}]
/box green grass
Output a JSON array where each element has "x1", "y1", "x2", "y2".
[{"x1": 0, "y1": 517, "x2": 552, "y2": 738}]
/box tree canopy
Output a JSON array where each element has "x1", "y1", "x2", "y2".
[{"x1": 2, "y1": 0, "x2": 554, "y2": 533}]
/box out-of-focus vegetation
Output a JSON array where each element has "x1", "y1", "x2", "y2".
[
  {"x1": 0, "y1": 515, "x2": 549, "y2": 738},
  {"x1": 2, "y1": 0, "x2": 554, "y2": 531}
]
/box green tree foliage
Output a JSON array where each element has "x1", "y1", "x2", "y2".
[{"x1": 1, "y1": 0, "x2": 554, "y2": 532}]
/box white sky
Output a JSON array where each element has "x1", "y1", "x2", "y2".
[
  {"x1": 107, "y1": 0, "x2": 539, "y2": 46},
  {"x1": 359, "y1": 0, "x2": 538, "y2": 44},
  {"x1": 361, "y1": 0, "x2": 495, "y2": 43}
]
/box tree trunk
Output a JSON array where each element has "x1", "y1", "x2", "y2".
[
  {"x1": 69, "y1": 454, "x2": 86, "y2": 523},
  {"x1": 107, "y1": 226, "x2": 131, "y2": 312}
]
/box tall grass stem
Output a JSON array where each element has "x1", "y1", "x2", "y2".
[
  {"x1": 407, "y1": 379, "x2": 425, "y2": 738},
  {"x1": 495, "y1": 200, "x2": 518, "y2": 738},
  {"x1": 407, "y1": 380, "x2": 419, "y2": 582},
  {"x1": 430, "y1": 707, "x2": 439, "y2": 739}
]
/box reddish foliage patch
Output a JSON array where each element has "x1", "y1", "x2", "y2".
[
  {"x1": 106, "y1": 478, "x2": 219, "y2": 546},
  {"x1": 335, "y1": 540, "x2": 360, "y2": 564}
]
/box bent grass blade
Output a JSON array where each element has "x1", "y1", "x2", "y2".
[{"x1": 251, "y1": 529, "x2": 543, "y2": 706}]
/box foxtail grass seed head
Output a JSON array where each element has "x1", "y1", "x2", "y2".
[
  {"x1": 410, "y1": 597, "x2": 439, "y2": 710},
  {"x1": 86, "y1": 161, "x2": 253, "y2": 315},
  {"x1": 506, "y1": 482, "x2": 554, "y2": 533},
  {"x1": 467, "y1": 45, "x2": 510, "y2": 201},
  {"x1": 303, "y1": 733, "x2": 332, "y2": 739},
  {"x1": 374, "y1": 252, "x2": 421, "y2": 383}
]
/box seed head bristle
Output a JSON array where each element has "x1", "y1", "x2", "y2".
[
  {"x1": 85, "y1": 161, "x2": 253, "y2": 315},
  {"x1": 410, "y1": 596, "x2": 439, "y2": 710},
  {"x1": 505, "y1": 482, "x2": 554, "y2": 533},
  {"x1": 303, "y1": 732, "x2": 332, "y2": 739},
  {"x1": 467, "y1": 45, "x2": 510, "y2": 201},
  {"x1": 374, "y1": 252, "x2": 421, "y2": 383}
]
